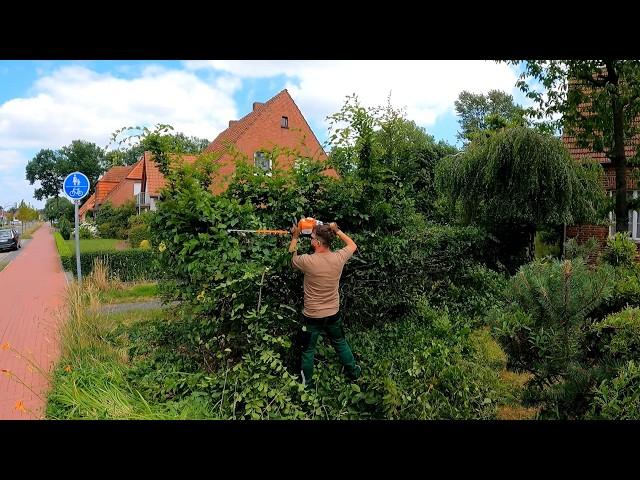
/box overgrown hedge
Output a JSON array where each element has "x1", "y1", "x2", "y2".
[{"x1": 61, "y1": 250, "x2": 159, "y2": 281}]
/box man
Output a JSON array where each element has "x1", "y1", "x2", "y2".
[{"x1": 289, "y1": 221, "x2": 361, "y2": 388}]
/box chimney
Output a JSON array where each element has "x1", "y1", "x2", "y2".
[
  {"x1": 229, "y1": 120, "x2": 238, "y2": 128},
  {"x1": 253, "y1": 102, "x2": 264, "y2": 111}
]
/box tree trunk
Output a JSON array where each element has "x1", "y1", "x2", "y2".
[{"x1": 608, "y1": 62, "x2": 629, "y2": 234}]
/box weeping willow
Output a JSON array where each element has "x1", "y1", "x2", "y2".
[{"x1": 435, "y1": 127, "x2": 604, "y2": 266}]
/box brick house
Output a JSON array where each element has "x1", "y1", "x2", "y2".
[
  {"x1": 564, "y1": 122, "x2": 640, "y2": 256},
  {"x1": 79, "y1": 162, "x2": 144, "y2": 221},
  {"x1": 80, "y1": 89, "x2": 335, "y2": 218}
]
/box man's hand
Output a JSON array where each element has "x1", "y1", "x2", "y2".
[
  {"x1": 329, "y1": 222, "x2": 339, "y2": 233},
  {"x1": 291, "y1": 225, "x2": 301, "y2": 238}
]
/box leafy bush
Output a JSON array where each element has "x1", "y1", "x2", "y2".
[
  {"x1": 127, "y1": 212, "x2": 154, "y2": 247},
  {"x1": 591, "y1": 307, "x2": 640, "y2": 361},
  {"x1": 79, "y1": 222, "x2": 99, "y2": 239},
  {"x1": 603, "y1": 232, "x2": 638, "y2": 268},
  {"x1": 59, "y1": 217, "x2": 72, "y2": 240},
  {"x1": 589, "y1": 360, "x2": 640, "y2": 419},
  {"x1": 95, "y1": 201, "x2": 136, "y2": 239},
  {"x1": 61, "y1": 250, "x2": 158, "y2": 281}
]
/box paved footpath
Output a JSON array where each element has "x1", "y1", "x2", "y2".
[{"x1": 0, "y1": 225, "x2": 68, "y2": 419}]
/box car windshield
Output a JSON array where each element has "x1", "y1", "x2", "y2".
[{"x1": 0, "y1": 230, "x2": 12, "y2": 239}]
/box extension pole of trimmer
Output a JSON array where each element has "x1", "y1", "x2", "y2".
[{"x1": 226, "y1": 229, "x2": 290, "y2": 235}]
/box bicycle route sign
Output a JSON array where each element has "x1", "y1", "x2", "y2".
[{"x1": 63, "y1": 172, "x2": 90, "y2": 201}]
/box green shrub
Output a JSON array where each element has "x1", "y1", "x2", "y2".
[
  {"x1": 603, "y1": 232, "x2": 637, "y2": 268},
  {"x1": 59, "y1": 217, "x2": 72, "y2": 240},
  {"x1": 589, "y1": 360, "x2": 640, "y2": 419},
  {"x1": 591, "y1": 307, "x2": 640, "y2": 361},
  {"x1": 494, "y1": 258, "x2": 613, "y2": 379},
  {"x1": 61, "y1": 250, "x2": 158, "y2": 282},
  {"x1": 95, "y1": 201, "x2": 136, "y2": 239},
  {"x1": 127, "y1": 212, "x2": 154, "y2": 247}
]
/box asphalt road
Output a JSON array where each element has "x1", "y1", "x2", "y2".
[{"x1": 0, "y1": 239, "x2": 31, "y2": 267}]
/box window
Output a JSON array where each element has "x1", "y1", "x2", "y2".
[
  {"x1": 254, "y1": 151, "x2": 272, "y2": 173},
  {"x1": 607, "y1": 190, "x2": 639, "y2": 240},
  {"x1": 281, "y1": 116, "x2": 288, "y2": 129}
]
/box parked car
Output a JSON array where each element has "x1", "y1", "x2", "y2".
[{"x1": 0, "y1": 228, "x2": 21, "y2": 251}]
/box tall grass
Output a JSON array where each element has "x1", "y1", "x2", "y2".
[{"x1": 46, "y1": 274, "x2": 181, "y2": 419}]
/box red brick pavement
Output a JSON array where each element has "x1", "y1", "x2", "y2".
[{"x1": 0, "y1": 225, "x2": 68, "y2": 419}]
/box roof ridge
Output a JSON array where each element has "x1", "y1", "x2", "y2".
[{"x1": 205, "y1": 89, "x2": 290, "y2": 153}]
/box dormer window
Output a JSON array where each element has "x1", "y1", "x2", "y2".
[
  {"x1": 254, "y1": 151, "x2": 272, "y2": 173},
  {"x1": 281, "y1": 116, "x2": 289, "y2": 129}
]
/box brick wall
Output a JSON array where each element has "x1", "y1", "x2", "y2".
[{"x1": 209, "y1": 92, "x2": 327, "y2": 194}]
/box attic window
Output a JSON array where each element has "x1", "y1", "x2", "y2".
[
  {"x1": 281, "y1": 116, "x2": 289, "y2": 129},
  {"x1": 254, "y1": 151, "x2": 272, "y2": 173}
]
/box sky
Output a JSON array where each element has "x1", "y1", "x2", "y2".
[{"x1": 0, "y1": 60, "x2": 529, "y2": 209}]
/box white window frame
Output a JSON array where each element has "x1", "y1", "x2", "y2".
[
  {"x1": 254, "y1": 151, "x2": 272, "y2": 175},
  {"x1": 607, "y1": 189, "x2": 639, "y2": 240}
]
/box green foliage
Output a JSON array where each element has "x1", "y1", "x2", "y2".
[
  {"x1": 436, "y1": 127, "x2": 605, "y2": 271},
  {"x1": 61, "y1": 250, "x2": 158, "y2": 281},
  {"x1": 26, "y1": 140, "x2": 107, "y2": 200},
  {"x1": 127, "y1": 211, "x2": 154, "y2": 247},
  {"x1": 512, "y1": 60, "x2": 640, "y2": 233},
  {"x1": 44, "y1": 197, "x2": 74, "y2": 223},
  {"x1": 591, "y1": 307, "x2": 640, "y2": 361},
  {"x1": 589, "y1": 360, "x2": 640, "y2": 419},
  {"x1": 54, "y1": 231, "x2": 72, "y2": 256},
  {"x1": 603, "y1": 232, "x2": 638, "y2": 268},
  {"x1": 454, "y1": 89, "x2": 528, "y2": 143},
  {"x1": 493, "y1": 258, "x2": 613, "y2": 379},
  {"x1": 95, "y1": 201, "x2": 136, "y2": 239},
  {"x1": 59, "y1": 217, "x2": 72, "y2": 240}
]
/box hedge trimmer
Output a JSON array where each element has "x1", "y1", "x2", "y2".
[{"x1": 227, "y1": 217, "x2": 323, "y2": 236}]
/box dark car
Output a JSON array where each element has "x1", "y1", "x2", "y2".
[{"x1": 0, "y1": 228, "x2": 20, "y2": 251}]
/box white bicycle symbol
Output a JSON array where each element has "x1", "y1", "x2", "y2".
[{"x1": 70, "y1": 187, "x2": 84, "y2": 197}]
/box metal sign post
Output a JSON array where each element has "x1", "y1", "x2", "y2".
[{"x1": 62, "y1": 172, "x2": 90, "y2": 285}]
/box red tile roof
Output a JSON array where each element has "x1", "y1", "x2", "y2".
[
  {"x1": 126, "y1": 158, "x2": 144, "y2": 180},
  {"x1": 94, "y1": 165, "x2": 135, "y2": 204},
  {"x1": 563, "y1": 77, "x2": 640, "y2": 164},
  {"x1": 79, "y1": 193, "x2": 95, "y2": 217},
  {"x1": 101, "y1": 178, "x2": 136, "y2": 207},
  {"x1": 101, "y1": 165, "x2": 133, "y2": 183},
  {"x1": 204, "y1": 90, "x2": 290, "y2": 155}
]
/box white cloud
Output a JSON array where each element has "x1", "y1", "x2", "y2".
[
  {"x1": 0, "y1": 63, "x2": 244, "y2": 208},
  {"x1": 0, "y1": 149, "x2": 25, "y2": 172},
  {"x1": 0, "y1": 65, "x2": 241, "y2": 151},
  {"x1": 184, "y1": 60, "x2": 521, "y2": 131}
]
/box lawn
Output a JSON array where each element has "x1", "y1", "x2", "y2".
[
  {"x1": 65, "y1": 238, "x2": 123, "y2": 253},
  {"x1": 99, "y1": 282, "x2": 159, "y2": 304}
]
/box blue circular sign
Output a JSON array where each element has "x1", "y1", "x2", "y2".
[{"x1": 63, "y1": 172, "x2": 90, "y2": 200}]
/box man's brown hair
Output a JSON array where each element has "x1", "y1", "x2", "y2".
[{"x1": 314, "y1": 224, "x2": 336, "y2": 247}]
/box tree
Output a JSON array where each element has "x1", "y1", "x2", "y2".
[
  {"x1": 454, "y1": 90, "x2": 528, "y2": 143},
  {"x1": 60, "y1": 140, "x2": 107, "y2": 195},
  {"x1": 43, "y1": 197, "x2": 74, "y2": 223},
  {"x1": 25, "y1": 149, "x2": 65, "y2": 201},
  {"x1": 510, "y1": 60, "x2": 640, "y2": 234},
  {"x1": 26, "y1": 140, "x2": 107, "y2": 200},
  {"x1": 326, "y1": 94, "x2": 457, "y2": 223},
  {"x1": 436, "y1": 127, "x2": 604, "y2": 271},
  {"x1": 105, "y1": 130, "x2": 210, "y2": 168}
]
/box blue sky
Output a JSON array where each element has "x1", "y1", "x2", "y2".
[{"x1": 0, "y1": 60, "x2": 526, "y2": 209}]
